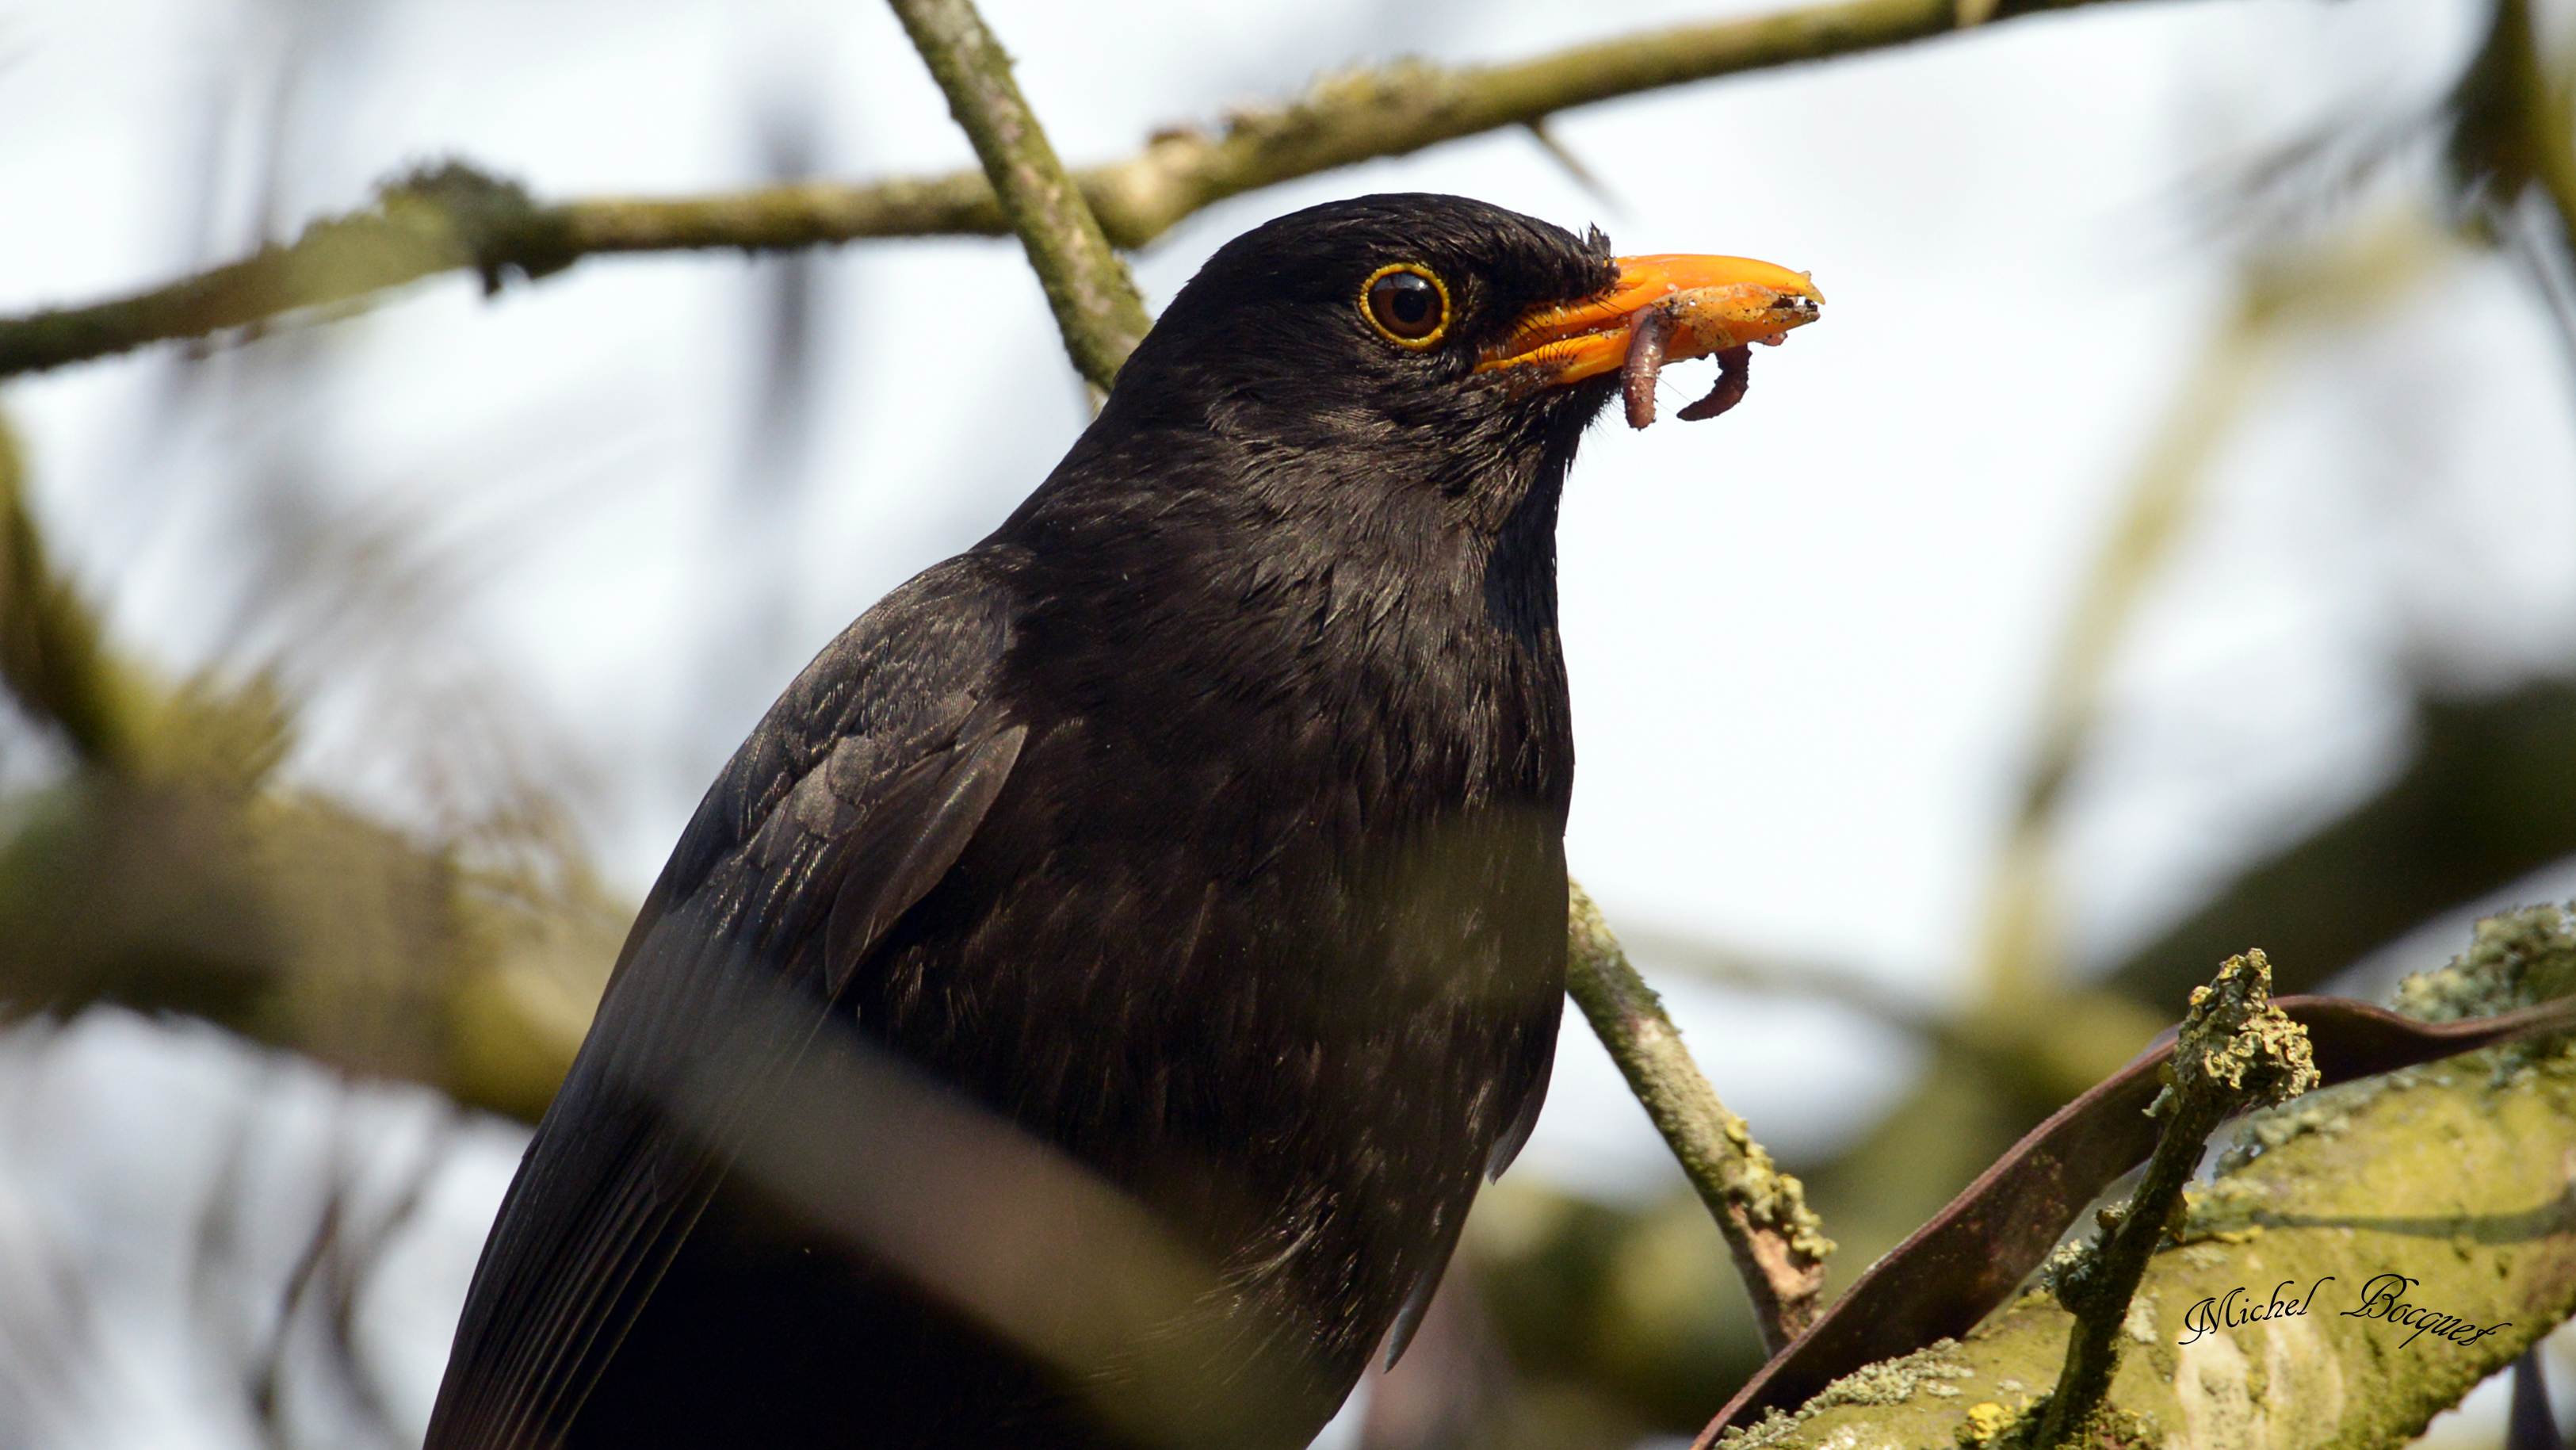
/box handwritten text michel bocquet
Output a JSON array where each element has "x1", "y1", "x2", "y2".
[{"x1": 2178, "y1": 1275, "x2": 2512, "y2": 1350}]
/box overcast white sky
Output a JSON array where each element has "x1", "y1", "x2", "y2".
[{"x1": 2, "y1": 0, "x2": 2575, "y2": 1443}]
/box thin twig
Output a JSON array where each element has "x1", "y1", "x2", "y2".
[
  {"x1": 250, "y1": 1104, "x2": 348, "y2": 1450},
  {"x1": 884, "y1": 0, "x2": 1149, "y2": 388},
  {"x1": 2031, "y1": 949, "x2": 2315, "y2": 1449},
  {"x1": 1564, "y1": 881, "x2": 1833, "y2": 1354},
  {"x1": 319, "y1": 1107, "x2": 456, "y2": 1446},
  {"x1": 0, "y1": 0, "x2": 2165, "y2": 381}
]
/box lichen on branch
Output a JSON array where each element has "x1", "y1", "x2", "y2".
[
  {"x1": 1707, "y1": 920, "x2": 2576, "y2": 1450},
  {"x1": 0, "y1": 163, "x2": 571, "y2": 381},
  {"x1": 2029, "y1": 950, "x2": 2316, "y2": 1448}
]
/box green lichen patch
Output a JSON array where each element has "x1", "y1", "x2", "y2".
[
  {"x1": 2215, "y1": 1077, "x2": 2392, "y2": 1176},
  {"x1": 2169, "y1": 951, "x2": 2319, "y2": 1110},
  {"x1": 2180, "y1": 1175, "x2": 2278, "y2": 1244},
  {"x1": 1959, "y1": 1398, "x2": 2020, "y2": 1446},
  {"x1": 1976, "y1": 1396, "x2": 2161, "y2": 1450},
  {"x1": 2393, "y1": 903, "x2": 2576, "y2": 1022},
  {"x1": 1694, "y1": 1002, "x2": 2576, "y2": 1450},
  {"x1": 1714, "y1": 1341, "x2": 1984, "y2": 1448},
  {"x1": 2390, "y1": 905, "x2": 2576, "y2": 1089},
  {"x1": 1809, "y1": 1339, "x2": 1977, "y2": 1410}
]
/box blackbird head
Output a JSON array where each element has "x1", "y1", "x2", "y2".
[{"x1": 1078, "y1": 193, "x2": 1822, "y2": 530}]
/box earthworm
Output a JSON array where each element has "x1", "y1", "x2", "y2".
[
  {"x1": 1621, "y1": 304, "x2": 1672, "y2": 430},
  {"x1": 1676, "y1": 345, "x2": 1752, "y2": 422}
]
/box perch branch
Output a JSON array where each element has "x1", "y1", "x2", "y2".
[{"x1": 1565, "y1": 880, "x2": 1834, "y2": 1354}]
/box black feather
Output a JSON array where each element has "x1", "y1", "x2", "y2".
[{"x1": 426, "y1": 194, "x2": 1625, "y2": 1450}]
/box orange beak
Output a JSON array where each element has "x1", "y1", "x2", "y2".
[{"x1": 1477, "y1": 254, "x2": 1825, "y2": 394}]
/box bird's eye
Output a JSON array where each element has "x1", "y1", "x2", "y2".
[{"x1": 1362, "y1": 264, "x2": 1450, "y2": 349}]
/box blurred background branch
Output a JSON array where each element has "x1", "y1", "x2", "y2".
[
  {"x1": 0, "y1": 399, "x2": 619, "y2": 1119},
  {"x1": 1974, "y1": 208, "x2": 2446, "y2": 1050},
  {"x1": 0, "y1": 0, "x2": 2174, "y2": 382},
  {"x1": 2449, "y1": 0, "x2": 2576, "y2": 270},
  {"x1": 0, "y1": 418, "x2": 132, "y2": 770}
]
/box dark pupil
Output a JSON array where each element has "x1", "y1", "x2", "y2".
[{"x1": 1373, "y1": 274, "x2": 1439, "y2": 337}]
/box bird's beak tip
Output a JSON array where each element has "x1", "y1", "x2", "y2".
[{"x1": 1476, "y1": 254, "x2": 1825, "y2": 416}]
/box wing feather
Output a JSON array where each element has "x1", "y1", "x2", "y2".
[{"x1": 425, "y1": 563, "x2": 1022, "y2": 1450}]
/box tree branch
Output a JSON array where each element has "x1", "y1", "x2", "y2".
[
  {"x1": 1565, "y1": 881, "x2": 1835, "y2": 1355},
  {"x1": 0, "y1": 412, "x2": 130, "y2": 767},
  {"x1": 1700, "y1": 915, "x2": 2576, "y2": 1450},
  {"x1": 1695, "y1": 1022, "x2": 2576, "y2": 1450},
  {"x1": 884, "y1": 0, "x2": 1149, "y2": 389},
  {"x1": 2449, "y1": 0, "x2": 2576, "y2": 270},
  {"x1": 0, "y1": 0, "x2": 2162, "y2": 381},
  {"x1": 2030, "y1": 950, "x2": 2315, "y2": 1448}
]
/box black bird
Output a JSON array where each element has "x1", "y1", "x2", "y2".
[{"x1": 425, "y1": 193, "x2": 1821, "y2": 1450}]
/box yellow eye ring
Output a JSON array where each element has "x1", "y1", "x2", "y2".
[{"x1": 1360, "y1": 263, "x2": 1451, "y2": 349}]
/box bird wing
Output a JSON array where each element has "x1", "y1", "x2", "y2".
[
  {"x1": 425, "y1": 559, "x2": 1024, "y2": 1450},
  {"x1": 1382, "y1": 1023, "x2": 1555, "y2": 1370}
]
